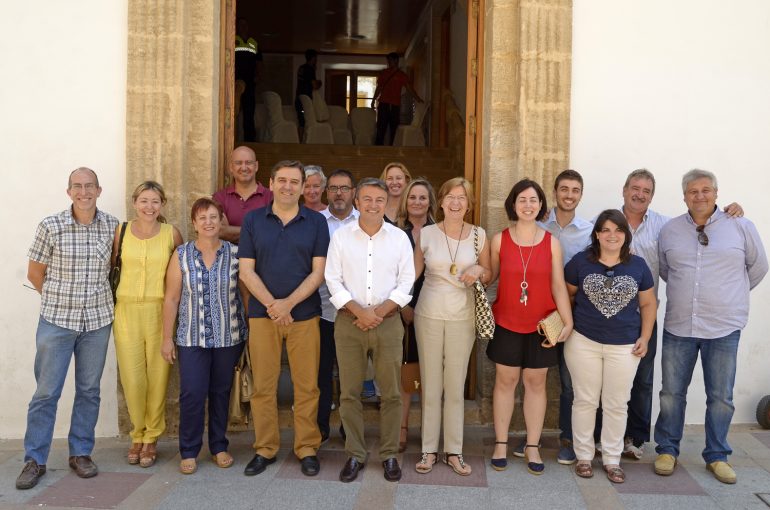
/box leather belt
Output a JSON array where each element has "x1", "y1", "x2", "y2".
[{"x1": 338, "y1": 307, "x2": 399, "y2": 320}]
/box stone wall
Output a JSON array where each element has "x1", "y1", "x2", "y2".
[
  {"x1": 123, "y1": 0, "x2": 222, "y2": 435},
  {"x1": 478, "y1": 0, "x2": 572, "y2": 428},
  {"x1": 120, "y1": 0, "x2": 572, "y2": 435}
]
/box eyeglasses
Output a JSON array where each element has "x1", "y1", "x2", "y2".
[
  {"x1": 70, "y1": 183, "x2": 97, "y2": 191},
  {"x1": 327, "y1": 185, "x2": 352, "y2": 194},
  {"x1": 604, "y1": 269, "x2": 615, "y2": 289},
  {"x1": 696, "y1": 225, "x2": 709, "y2": 246}
]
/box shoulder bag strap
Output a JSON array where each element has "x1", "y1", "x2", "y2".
[{"x1": 115, "y1": 222, "x2": 128, "y2": 269}]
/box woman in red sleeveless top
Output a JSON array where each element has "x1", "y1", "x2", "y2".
[{"x1": 487, "y1": 179, "x2": 573, "y2": 475}]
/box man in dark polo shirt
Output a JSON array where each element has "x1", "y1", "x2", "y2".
[
  {"x1": 238, "y1": 160, "x2": 330, "y2": 478},
  {"x1": 214, "y1": 146, "x2": 273, "y2": 243}
]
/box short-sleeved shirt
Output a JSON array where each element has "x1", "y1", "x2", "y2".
[
  {"x1": 28, "y1": 207, "x2": 119, "y2": 332},
  {"x1": 377, "y1": 67, "x2": 410, "y2": 105},
  {"x1": 213, "y1": 183, "x2": 273, "y2": 228},
  {"x1": 238, "y1": 204, "x2": 330, "y2": 320},
  {"x1": 175, "y1": 241, "x2": 247, "y2": 348},
  {"x1": 565, "y1": 250, "x2": 654, "y2": 345}
]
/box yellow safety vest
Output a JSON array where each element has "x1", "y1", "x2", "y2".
[{"x1": 235, "y1": 35, "x2": 258, "y2": 54}]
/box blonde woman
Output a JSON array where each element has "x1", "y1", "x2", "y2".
[
  {"x1": 394, "y1": 178, "x2": 437, "y2": 452},
  {"x1": 413, "y1": 177, "x2": 491, "y2": 476},
  {"x1": 302, "y1": 165, "x2": 327, "y2": 212},
  {"x1": 380, "y1": 162, "x2": 412, "y2": 223},
  {"x1": 113, "y1": 181, "x2": 183, "y2": 467}
]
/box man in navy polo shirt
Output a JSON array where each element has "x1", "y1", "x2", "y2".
[{"x1": 238, "y1": 160, "x2": 330, "y2": 478}]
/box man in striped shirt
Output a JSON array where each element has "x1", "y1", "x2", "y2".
[{"x1": 16, "y1": 168, "x2": 118, "y2": 490}]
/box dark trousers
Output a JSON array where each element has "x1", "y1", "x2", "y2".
[
  {"x1": 626, "y1": 321, "x2": 658, "y2": 443},
  {"x1": 375, "y1": 103, "x2": 401, "y2": 145},
  {"x1": 317, "y1": 318, "x2": 336, "y2": 435},
  {"x1": 242, "y1": 82, "x2": 256, "y2": 141},
  {"x1": 177, "y1": 343, "x2": 244, "y2": 459}
]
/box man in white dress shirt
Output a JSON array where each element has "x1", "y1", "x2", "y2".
[{"x1": 325, "y1": 178, "x2": 415, "y2": 483}]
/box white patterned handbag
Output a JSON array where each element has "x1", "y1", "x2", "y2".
[{"x1": 473, "y1": 227, "x2": 495, "y2": 340}]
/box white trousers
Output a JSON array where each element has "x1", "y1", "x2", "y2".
[{"x1": 564, "y1": 330, "x2": 640, "y2": 465}]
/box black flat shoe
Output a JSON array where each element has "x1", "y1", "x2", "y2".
[
  {"x1": 339, "y1": 457, "x2": 364, "y2": 482},
  {"x1": 382, "y1": 457, "x2": 402, "y2": 482},
  {"x1": 300, "y1": 455, "x2": 320, "y2": 476},
  {"x1": 525, "y1": 444, "x2": 545, "y2": 475},
  {"x1": 491, "y1": 441, "x2": 508, "y2": 471},
  {"x1": 244, "y1": 454, "x2": 276, "y2": 476}
]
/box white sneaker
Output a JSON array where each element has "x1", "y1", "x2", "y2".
[
  {"x1": 622, "y1": 438, "x2": 643, "y2": 460},
  {"x1": 595, "y1": 442, "x2": 602, "y2": 456}
]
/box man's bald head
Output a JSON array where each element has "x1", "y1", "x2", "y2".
[
  {"x1": 229, "y1": 146, "x2": 259, "y2": 185},
  {"x1": 68, "y1": 167, "x2": 100, "y2": 189}
]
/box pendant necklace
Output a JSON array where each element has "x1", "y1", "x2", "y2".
[
  {"x1": 443, "y1": 222, "x2": 465, "y2": 275},
  {"x1": 514, "y1": 225, "x2": 537, "y2": 306}
]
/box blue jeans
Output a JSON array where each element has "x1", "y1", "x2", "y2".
[
  {"x1": 654, "y1": 329, "x2": 740, "y2": 463},
  {"x1": 24, "y1": 317, "x2": 111, "y2": 464},
  {"x1": 626, "y1": 321, "x2": 657, "y2": 443}
]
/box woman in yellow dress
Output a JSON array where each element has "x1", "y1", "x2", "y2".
[{"x1": 113, "y1": 181, "x2": 183, "y2": 467}]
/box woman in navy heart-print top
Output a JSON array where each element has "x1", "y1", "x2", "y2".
[{"x1": 564, "y1": 208, "x2": 656, "y2": 484}]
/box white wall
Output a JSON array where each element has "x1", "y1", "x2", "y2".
[
  {"x1": 571, "y1": 0, "x2": 770, "y2": 424},
  {"x1": 0, "y1": 1, "x2": 127, "y2": 438}
]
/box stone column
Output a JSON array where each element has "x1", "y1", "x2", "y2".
[
  {"x1": 478, "y1": 0, "x2": 572, "y2": 428},
  {"x1": 123, "y1": 0, "x2": 222, "y2": 435}
]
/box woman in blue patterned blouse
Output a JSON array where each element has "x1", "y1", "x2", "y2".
[{"x1": 162, "y1": 197, "x2": 248, "y2": 475}]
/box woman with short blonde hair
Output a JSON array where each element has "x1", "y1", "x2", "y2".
[{"x1": 413, "y1": 177, "x2": 491, "y2": 476}]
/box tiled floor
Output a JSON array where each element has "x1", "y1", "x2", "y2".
[{"x1": 1, "y1": 424, "x2": 769, "y2": 509}]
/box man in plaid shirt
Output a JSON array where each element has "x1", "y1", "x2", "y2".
[{"x1": 16, "y1": 168, "x2": 119, "y2": 490}]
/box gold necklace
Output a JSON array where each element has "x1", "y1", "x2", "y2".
[{"x1": 443, "y1": 222, "x2": 465, "y2": 275}]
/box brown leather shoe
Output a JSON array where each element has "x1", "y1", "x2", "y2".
[
  {"x1": 382, "y1": 457, "x2": 402, "y2": 482},
  {"x1": 69, "y1": 455, "x2": 98, "y2": 478},
  {"x1": 16, "y1": 460, "x2": 46, "y2": 490},
  {"x1": 339, "y1": 457, "x2": 364, "y2": 483}
]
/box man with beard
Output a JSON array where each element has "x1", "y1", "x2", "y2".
[{"x1": 317, "y1": 169, "x2": 359, "y2": 442}]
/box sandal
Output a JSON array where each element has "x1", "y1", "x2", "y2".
[
  {"x1": 603, "y1": 464, "x2": 625, "y2": 484},
  {"x1": 127, "y1": 442, "x2": 142, "y2": 465},
  {"x1": 179, "y1": 458, "x2": 197, "y2": 474},
  {"x1": 139, "y1": 442, "x2": 157, "y2": 468},
  {"x1": 524, "y1": 444, "x2": 544, "y2": 475},
  {"x1": 444, "y1": 453, "x2": 472, "y2": 476},
  {"x1": 415, "y1": 452, "x2": 438, "y2": 474},
  {"x1": 575, "y1": 461, "x2": 593, "y2": 478},
  {"x1": 399, "y1": 426, "x2": 408, "y2": 453},
  {"x1": 490, "y1": 441, "x2": 508, "y2": 471},
  {"x1": 212, "y1": 451, "x2": 234, "y2": 468}
]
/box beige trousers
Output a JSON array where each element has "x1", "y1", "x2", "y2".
[
  {"x1": 414, "y1": 315, "x2": 475, "y2": 454},
  {"x1": 564, "y1": 330, "x2": 640, "y2": 465}
]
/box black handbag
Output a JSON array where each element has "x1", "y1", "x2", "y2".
[{"x1": 109, "y1": 222, "x2": 128, "y2": 303}]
